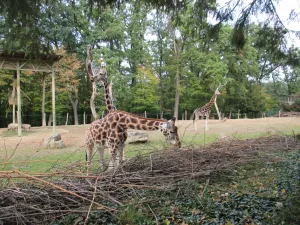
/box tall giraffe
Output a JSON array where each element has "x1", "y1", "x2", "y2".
[
  {"x1": 192, "y1": 88, "x2": 221, "y2": 131},
  {"x1": 85, "y1": 110, "x2": 181, "y2": 172},
  {"x1": 86, "y1": 46, "x2": 116, "y2": 116},
  {"x1": 93, "y1": 62, "x2": 117, "y2": 113}
]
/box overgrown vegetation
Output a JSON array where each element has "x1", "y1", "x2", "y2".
[
  {"x1": 50, "y1": 150, "x2": 300, "y2": 225},
  {"x1": 1, "y1": 135, "x2": 299, "y2": 224}
]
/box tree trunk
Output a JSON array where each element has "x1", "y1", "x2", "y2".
[
  {"x1": 48, "y1": 113, "x2": 53, "y2": 126},
  {"x1": 68, "y1": 90, "x2": 79, "y2": 125},
  {"x1": 173, "y1": 38, "x2": 181, "y2": 120},
  {"x1": 174, "y1": 67, "x2": 181, "y2": 119},
  {"x1": 214, "y1": 96, "x2": 221, "y2": 120},
  {"x1": 65, "y1": 113, "x2": 69, "y2": 125}
]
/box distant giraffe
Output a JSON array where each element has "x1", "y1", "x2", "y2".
[
  {"x1": 192, "y1": 88, "x2": 221, "y2": 131},
  {"x1": 85, "y1": 110, "x2": 181, "y2": 172}
]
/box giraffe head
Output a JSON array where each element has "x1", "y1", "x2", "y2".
[
  {"x1": 161, "y1": 117, "x2": 181, "y2": 148},
  {"x1": 215, "y1": 88, "x2": 221, "y2": 95},
  {"x1": 94, "y1": 62, "x2": 108, "y2": 83}
]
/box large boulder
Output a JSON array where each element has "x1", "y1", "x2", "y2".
[
  {"x1": 127, "y1": 131, "x2": 148, "y2": 144},
  {"x1": 45, "y1": 133, "x2": 65, "y2": 149}
]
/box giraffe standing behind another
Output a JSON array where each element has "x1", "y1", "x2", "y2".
[
  {"x1": 85, "y1": 110, "x2": 181, "y2": 172},
  {"x1": 192, "y1": 88, "x2": 221, "y2": 131},
  {"x1": 92, "y1": 61, "x2": 117, "y2": 114}
]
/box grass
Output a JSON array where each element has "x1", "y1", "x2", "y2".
[
  {"x1": 1, "y1": 119, "x2": 300, "y2": 224},
  {"x1": 0, "y1": 130, "x2": 296, "y2": 174},
  {"x1": 2, "y1": 130, "x2": 34, "y2": 137},
  {"x1": 1, "y1": 118, "x2": 300, "y2": 174}
]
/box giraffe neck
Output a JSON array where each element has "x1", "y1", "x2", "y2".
[
  {"x1": 110, "y1": 111, "x2": 166, "y2": 131},
  {"x1": 102, "y1": 81, "x2": 116, "y2": 112},
  {"x1": 206, "y1": 93, "x2": 217, "y2": 108}
]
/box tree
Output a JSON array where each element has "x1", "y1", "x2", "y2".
[
  {"x1": 131, "y1": 66, "x2": 160, "y2": 113},
  {"x1": 1, "y1": 0, "x2": 298, "y2": 55},
  {"x1": 55, "y1": 49, "x2": 81, "y2": 125}
]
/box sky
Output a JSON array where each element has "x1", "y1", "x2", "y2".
[{"x1": 216, "y1": 0, "x2": 300, "y2": 47}]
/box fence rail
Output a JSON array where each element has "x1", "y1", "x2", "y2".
[{"x1": 0, "y1": 110, "x2": 281, "y2": 129}]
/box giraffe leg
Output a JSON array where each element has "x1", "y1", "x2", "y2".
[
  {"x1": 108, "y1": 146, "x2": 118, "y2": 170},
  {"x1": 117, "y1": 143, "x2": 125, "y2": 164},
  {"x1": 96, "y1": 144, "x2": 107, "y2": 171},
  {"x1": 85, "y1": 143, "x2": 93, "y2": 175},
  {"x1": 205, "y1": 117, "x2": 209, "y2": 131},
  {"x1": 194, "y1": 116, "x2": 199, "y2": 131}
]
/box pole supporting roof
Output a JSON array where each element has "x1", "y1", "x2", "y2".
[{"x1": 0, "y1": 50, "x2": 62, "y2": 72}]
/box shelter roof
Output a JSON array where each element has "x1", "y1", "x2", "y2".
[
  {"x1": 0, "y1": 50, "x2": 62, "y2": 72},
  {"x1": 0, "y1": 50, "x2": 62, "y2": 61}
]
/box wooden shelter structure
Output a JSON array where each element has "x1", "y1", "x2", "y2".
[{"x1": 0, "y1": 50, "x2": 62, "y2": 136}]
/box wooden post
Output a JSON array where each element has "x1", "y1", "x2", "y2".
[
  {"x1": 279, "y1": 110, "x2": 281, "y2": 118},
  {"x1": 160, "y1": 111, "x2": 163, "y2": 119},
  {"x1": 101, "y1": 111, "x2": 104, "y2": 118},
  {"x1": 229, "y1": 111, "x2": 232, "y2": 119},
  {"x1": 17, "y1": 61, "x2": 22, "y2": 136},
  {"x1": 185, "y1": 110, "x2": 187, "y2": 120},
  {"x1": 52, "y1": 64, "x2": 56, "y2": 134},
  {"x1": 12, "y1": 76, "x2": 16, "y2": 124},
  {"x1": 42, "y1": 73, "x2": 46, "y2": 127},
  {"x1": 65, "y1": 113, "x2": 69, "y2": 125},
  {"x1": 83, "y1": 112, "x2": 86, "y2": 125},
  {"x1": 144, "y1": 111, "x2": 147, "y2": 118}
]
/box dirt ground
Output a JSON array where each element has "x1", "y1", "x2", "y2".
[{"x1": 1, "y1": 117, "x2": 300, "y2": 160}]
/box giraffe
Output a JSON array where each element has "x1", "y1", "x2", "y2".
[
  {"x1": 93, "y1": 61, "x2": 117, "y2": 113},
  {"x1": 192, "y1": 88, "x2": 221, "y2": 131},
  {"x1": 86, "y1": 46, "x2": 98, "y2": 120},
  {"x1": 86, "y1": 46, "x2": 116, "y2": 115},
  {"x1": 85, "y1": 110, "x2": 181, "y2": 172}
]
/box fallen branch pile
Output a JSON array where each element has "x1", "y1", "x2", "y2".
[
  {"x1": 273, "y1": 111, "x2": 300, "y2": 117},
  {"x1": 0, "y1": 135, "x2": 298, "y2": 224}
]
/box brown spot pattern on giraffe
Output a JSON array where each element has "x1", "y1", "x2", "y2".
[{"x1": 85, "y1": 111, "x2": 181, "y2": 171}]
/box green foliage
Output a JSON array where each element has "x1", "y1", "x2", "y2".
[
  {"x1": 273, "y1": 150, "x2": 300, "y2": 224},
  {"x1": 0, "y1": 0, "x2": 300, "y2": 126},
  {"x1": 117, "y1": 203, "x2": 153, "y2": 225},
  {"x1": 51, "y1": 150, "x2": 298, "y2": 225},
  {"x1": 131, "y1": 66, "x2": 160, "y2": 112}
]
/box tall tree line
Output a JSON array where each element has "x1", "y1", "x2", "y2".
[{"x1": 0, "y1": 0, "x2": 299, "y2": 127}]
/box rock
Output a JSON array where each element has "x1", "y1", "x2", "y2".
[
  {"x1": 45, "y1": 133, "x2": 65, "y2": 149},
  {"x1": 21, "y1": 124, "x2": 31, "y2": 131},
  {"x1": 127, "y1": 131, "x2": 148, "y2": 144},
  {"x1": 7, "y1": 123, "x2": 18, "y2": 131}
]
